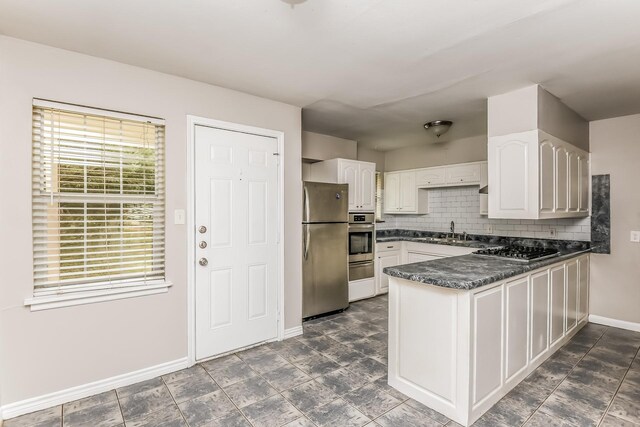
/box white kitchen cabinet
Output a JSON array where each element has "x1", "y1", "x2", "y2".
[
  {"x1": 578, "y1": 255, "x2": 589, "y2": 322},
  {"x1": 376, "y1": 248, "x2": 401, "y2": 295},
  {"x1": 406, "y1": 252, "x2": 443, "y2": 263},
  {"x1": 446, "y1": 163, "x2": 481, "y2": 185},
  {"x1": 309, "y1": 158, "x2": 376, "y2": 212},
  {"x1": 472, "y1": 286, "x2": 504, "y2": 406},
  {"x1": 505, "y1": 277, "x2": 529, "y2": 384},
  {"x1": 555, "y1": 147, "x2": 568, "y2": 212},
  {"x1": 388, "y1": 254, "x2": 589, "y2": 427},
  {"x1": 565, "y1": 260, "x2": 578, "y2": 333},
  {"x1": 549, "y1": 265, "x2": 565, "y2": 347},
  {"x1": 416, "y1": 167, "x2": 446, "y2": 187},
  {"x1": 578, "y1": 155, "x2": 590, "y2": 213},
  {"x1": 384, "y1": 170, "x2": 428, "y2": 214},
  {"x1": 480, "y1": 162, "x2": 488, "y2": 216},
  {"x1": 488, "y1": 130, "x2": 590, "y2": 219},
  {"x1": 529, "y1": 270, "x2": 549, "y2": 363}
]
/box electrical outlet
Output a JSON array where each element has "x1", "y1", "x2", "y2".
[
  {"x1": 631, "y1": 231, "x2": 640, "y2": 243},
  {"x1": 486, "y1": 224, "x2": 494, "y2": 234},
  {"x1": 549, "y1": 228, "x2": 557, "y2": 237}
]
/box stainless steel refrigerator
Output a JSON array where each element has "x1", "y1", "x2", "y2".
[{"x1": 302, "y1": 181, "x2": 349, "y2": 318}]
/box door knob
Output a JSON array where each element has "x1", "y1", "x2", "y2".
[
  {"x1": 199, "y1": 241, "x2": 207, "y2": 249},
  {"x1": 198, "y1": 225, "x2": 207, "y2": 233},
  {"x1": 199, "y1": 258, "x2": 208, "y2": 266}
]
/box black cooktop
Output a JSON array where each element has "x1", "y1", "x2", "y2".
[{"x1": 473, "y1": 246, "x2": 560, "y2": 262}]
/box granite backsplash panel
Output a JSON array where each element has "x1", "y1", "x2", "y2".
[
  {"x1": 591, "y1": 174, "x2": 611, "y2": 254},
  {"x1": 377, "y1": 186, "x2": 591, "y2": 242}
]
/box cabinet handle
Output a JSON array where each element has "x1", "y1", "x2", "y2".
[{"x1": 387, "y1": 246, "x2": 394, "y2": 249}]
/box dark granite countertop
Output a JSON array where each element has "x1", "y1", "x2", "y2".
[
  {"x1": 376, "y1": 235, "x2": 500, "y2": 249},
  {"x1": 383, "y1": 248, "x2": 591, "y2": 291}
]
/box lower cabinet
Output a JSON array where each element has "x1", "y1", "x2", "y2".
[
  {"x1": 376, "y1": 251, "x2": 401, "y2": 295},
  {"x1": 406, "y1": 251, "x2": 443, "y2": 263},
  {"x1": 389, "y1": 253, "x2": 590, "y2": 427},
  {"x1": 529, "y1": 270, "x2": 549, "y2": 363},
  {"x1": 549, "y1": 265, "x2": 565, "y2": 346}
]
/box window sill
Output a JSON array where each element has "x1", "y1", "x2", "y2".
[{"x1": 24, "y1": 282, "x2": 173, "y2": 311}]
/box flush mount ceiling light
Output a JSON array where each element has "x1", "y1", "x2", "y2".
[{"x1": 424, "y1": 120, "x2": 453, "y2": 138}]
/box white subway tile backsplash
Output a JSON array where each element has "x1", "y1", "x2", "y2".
[{"x1": 380, "y1": 186, "x2": 590, "y2": 241}]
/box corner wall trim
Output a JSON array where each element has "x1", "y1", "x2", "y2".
[
  {"x1": 0, "y1": 357, "x2": 189, "y2": 421},
  {"x1": 283, "y1": 326, "x2": 303, "y2": 339},
  {"x1": 589, "y1": 315, "x2": 640, "y2": 332}
]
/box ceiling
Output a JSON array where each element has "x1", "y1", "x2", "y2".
[{"x1": 1, "y1": 0, "x2": 640, "y2": 150}]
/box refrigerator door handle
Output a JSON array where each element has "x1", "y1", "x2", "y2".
[
  {"x1": 304, "y1": 225, "x2": 310, "y2": 260},
  {"x1": 303, "y1": 185, "x2": 310, "y2": 223}
]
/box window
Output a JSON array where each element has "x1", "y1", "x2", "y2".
[
  {"x1": 375, "y1": 171, "x2": 383, "y2": 221},
  {"x1": 28, "y1": 100, "x2": 168, "y2": 309}
]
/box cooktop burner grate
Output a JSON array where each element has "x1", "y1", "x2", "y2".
[{"x1": 473, "y1": 246, "x2": 560, "y2": 262}]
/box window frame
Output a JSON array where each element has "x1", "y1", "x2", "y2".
[{"x1": 26, "y1": 99, "x2": 171, "y2": 311}]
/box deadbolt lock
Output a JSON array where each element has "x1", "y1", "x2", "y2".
[
  {"x1": 199, "y1": 241, "x2": 207, "y2": 249},
  {"x1": 198, "y1": 225, "x2": 207, "y2": 234},
  {"x1": 199, "y1": 258, "x2": 208, "y2": 266}
]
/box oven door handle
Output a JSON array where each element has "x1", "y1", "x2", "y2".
[{"x1": 349, "y1": 260, "x2": 374, "y2": 266}]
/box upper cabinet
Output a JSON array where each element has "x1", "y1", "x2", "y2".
[
  {"x1": 384, "y1": 170, "x2": 428, "y2": 214},
  {"x1": 309, "y1": 158, "x2": 376, "y2": 212},
  {"x1": 384, "y1": 161, "x2": 486, "y2": 215},
  {"x1": 488, "y1": 130, "x2": 589, "y2": 219}
]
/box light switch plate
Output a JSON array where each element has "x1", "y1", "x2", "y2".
[
  {"x1": 174, "y1": 209, "x2": 186, "y2": 225},
  {"x1": 631, "y1": 231, "x2": 640, "y2": 243},
  {"x1": 486, "y1": 224, "x2": 494, "y2": 234}
]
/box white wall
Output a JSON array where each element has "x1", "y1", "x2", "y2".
[
  {"x1": 301, "y1": 131, "x2": 357, "y2": 161},
  {"x1": 357, "y1": 147, "x2": 385, "y2": 172},
  {"x1": 384, "y1": 135, "x2": 487, "y2": 172},
  {"x1": 378, "y1": 187, "x2": 590, "y2": 241},
  {"x1": 0, "y1": 36, "x2": 302, "y2": 406},
  {"x1": 589, "y1": 113, "x2": 640, "y2": 325}
]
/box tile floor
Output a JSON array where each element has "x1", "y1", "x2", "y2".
[{"x1": 5, "y1": 294, "x2": 640, "y2": 427}]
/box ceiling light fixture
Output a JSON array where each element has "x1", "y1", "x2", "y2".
[{"x1": 424, "y1": 120, "x2": 453, "y2": 138}]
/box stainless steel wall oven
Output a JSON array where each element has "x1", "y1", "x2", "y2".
[{"x1": 348, "y1": 213, "x2": 375, "y2": 281}]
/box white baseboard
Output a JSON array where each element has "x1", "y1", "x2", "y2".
[
  {"x1": 0, "y1": 357, "x2": 189, "y2": 421},
  {"x1": 589, "y1": 314, "x2": 640, "y2": 332},
  {"x1": 283, "y1": 325, "x2": 303, "y2": 339}
]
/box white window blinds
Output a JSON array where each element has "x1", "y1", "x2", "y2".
[{"x1": 32, "y1": 100, "x2": 166, "y2": 295}]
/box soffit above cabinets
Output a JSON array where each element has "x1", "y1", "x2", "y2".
[{"x1": 2, "y1": 0, "x2": 640, "y2": 150}]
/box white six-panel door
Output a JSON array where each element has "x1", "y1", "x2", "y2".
[{"x1": 194, "y1": 125, "x2": 279, "y2": 360}]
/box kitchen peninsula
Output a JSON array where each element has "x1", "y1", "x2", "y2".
[{"x1": 383, "y1": 243, "x2": 590, "y2": 426}]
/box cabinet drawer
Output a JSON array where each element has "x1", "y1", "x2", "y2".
[
  {"x1": 416, "y1": 168, "x2": 446, "y2": 187},
  {"x1": 446, "y1": 164, "x2": 481, "y2": 185},
  {"x1": 377, "y1": 241, "x2": 401, "y2": 252}
]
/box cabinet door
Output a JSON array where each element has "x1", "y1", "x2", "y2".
[
  {"x1": 565, "y1": 260, "x2": 578, "y2": 333},
  {"x1": 399, "y1": 171, "x2": 417, "y2": 212},
  {"x1": 446, "y1": 164, "x2": 481, "y2": 185},
  {"x1": 488, "y1": 131, "x2": 537, "y2": 219},
  {"x1": 472, "y1": 286, "x2": 504, "y2": 405},
  {"x1": 359, "y1": 163, "x2": 376, "y2": 212},
  {"x1": 550, "y1": 266, "x2": 566, "y2": 346},
  {"x1": 480, "y1": 162, "x2": 488, "y2": 215},
  {"x1": 416, "y1": 167, "x2": 446, "y2": 187},
  {"x1": 406, "y1": 252, "x2": 442, "y2": 264},
  {"x1": 540, "y1": 141, "x2": 555, "y2": 213},
  {"x1": 568, "y1": 152, "x2": 579, "y2": 211},
  {"x1": 579, "y1": 156, "x2": 589, "y2": 212},
  {"x1": 505, "y1": 277, "x2": 529, "y2": 382},
  {"x1": 555, "y1": 147, "x2": 568, "y2": 212},
  {"x1": 530, "y1": 270, "x2": 549, "y2": 363},
  {"x1": 377, "y1": 252, "x2": 401, "y2": 294},
  {"x1": 384, "y1": 173, "x2": 400, "y2": 212},
  {"x1": 340, "y1": 160, "x2": 360, "y2": 211},
  {"x1": 578, "y1": 256, "x2": 589, "y2": 322}
]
